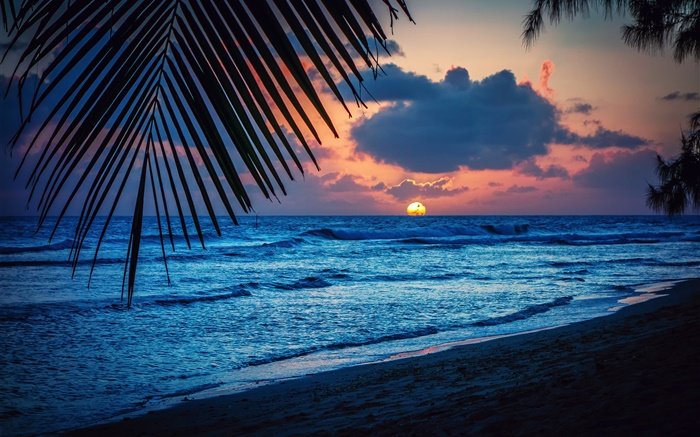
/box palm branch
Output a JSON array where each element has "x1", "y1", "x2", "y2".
[
  {"x1": 1, "y1": 0, "x2": 413, "y2": 306},
  {"x1": 522, "y1": 0, "x2": 700, "y2": 62}
]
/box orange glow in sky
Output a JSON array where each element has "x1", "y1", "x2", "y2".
[{"x1": 239, "y1": 1, "x2": 697, "y2": 216}]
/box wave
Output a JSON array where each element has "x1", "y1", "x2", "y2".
[
  {"x1": 562, "y1": 269, "x2": 589, "y2": 275},
  {"x1": 0, "y1": 239, "x2": 73, "y2": 255},
  {"x1": 318, "y1": 268, "x2": 351, "y2": 280},
  {"x1": 102, "y1": 233, "x2": 219, "y2": 245},
  {"x1": 480, "y1": 224, "x2": 529, "y2": 235},
  {"x1": 659, "y1": 260, "x2": 700, "y2": 267},
  {"x1": 372, "y1": 272, "x2": 468, "y2": 282},
  {"x1": 611, "y1": 284, "x2": 635, "y2": 292},
  {"x1": 261, "y1": 237, "x2": 306, "y2": 249},
  {"x1": 302, "y1": 225, "x2": 485, "y2": 241},
  {"x1": 0, "y1": 258, "x2": 124, "y2": 268},
  {"x1": 302, "y1": 226, "x2": 689, "y2": 247},
  {"x1": 396, "y1": 237, "x2": 494, "y2": 246},
  {"x1": 325, "y1": 327, "x2": 440, "y2": 350},
  {"x1": 550, "y1": 261, "x2": 591, "y2": 268},
  {"x1": 274, "y1": 276, "x2": 332, "y2": 290},
  {"x1": 1, "y1": 283, "x2": 260, "y2": 318},
  {"x1": 152, "y1": 286, "x2": 252, "y2": 307},
  {"x1": 246, "y1": 326, "x2": 440, "y2": 367},
  {"x1": 155, "y1": 383, "x2": 222, "y2": 400},
  {"x1": 472, "y1": 296, "x2": 573, "y2": 327},
  {"x1": 602, "y1": 257, "x2": 659, "y2": 265}
]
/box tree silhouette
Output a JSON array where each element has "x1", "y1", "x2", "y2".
[
  {"x1": 0, "y1": 0, "x2": 413, "y2": 305},
  {"x1": 647, "y1": 115, "x2": 700, "y2": 216},
  {"x1": 523, "y1": 0, "x2": 699, "y2": 63}
]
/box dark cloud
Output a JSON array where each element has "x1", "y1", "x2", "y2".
[
  {"x1": 381, "y1": 39, "x2": 405, "y2": 57},
  {"x1": 353, "y1": 66, "x2": 558, "y2": 172},
  {"x1": 517, "y1": 158, "x2": 570, "y2": 179},
  {"x1": 487, "y1": 181, "x2": 503, "y2": 187},
  {"x1": 350, "y1": 64, "x2": 647, "y2": 173},
  {"x1": 0, "y1": 77, "x2": 20, "y2": 147},
  {"x1": 361, "y1": 63, "x2": 436, "y2": 101},
  {"x1": 566, "y1": 102, "x2": 595, "y2": 114},
  {"x1": 1, "y1": 23, "x2": 56, "y2": 79},
  {"x1": 506, "y1": 185, "x2": 537, "y2": 193},
  {"x1": 383, "y1": 177, "x2": 468, "y2": 201},
  {"x1": 554, "y1": 126, "x2": 646, "y2": 149},
  {"x1": 246, "y1": 172, "x2": 383, "y2": 215},
  {"x1": 443, "y1": 67, "x2": 470, "y2": 89},
  {"x1": 357, "y1": 38, "x2": 405, "y2": 58},
  {"x1": 573, "y1": 149, "x2": 657, "y2": 191},
  {"x1": 659, "y1": 91, "x2": 700, "y2": 102},
  {"x1": 327, "y1": 174, "x2": 367, "y2": 192}
]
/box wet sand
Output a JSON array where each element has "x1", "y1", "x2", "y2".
[{"x1": 69, "y1": 279, "x2": 700, "y2": 436}]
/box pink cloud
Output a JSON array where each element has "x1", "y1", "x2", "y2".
[{"x1": 539, "y1": 60, "x2": 555, "y2": 98}]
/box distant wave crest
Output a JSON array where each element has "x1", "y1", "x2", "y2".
[
  {"x1": 0, "y1": 239, "x2": 73, "y2": 255},
  {"x1": 302, "y1": 224, "x2": 526, "y2": 241},
  {"x1": 261, "y1": 237, "x2": 306, "y2": 248},
  {"x1": 274, "y1": 276, "x2": 332, "y2": 290}
]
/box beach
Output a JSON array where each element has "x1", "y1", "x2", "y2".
[{"x1": 69, "y1": 278, "x2": 700, "y2": 436}]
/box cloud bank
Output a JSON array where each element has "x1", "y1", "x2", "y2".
[
  {"x1": 381, "y1": 177, "x2": 468, "y2": 201},
  {"x1": 351, "y1": 64, "x2": 646, "y2": 173},
  {"x1": 659, "y1": 91, "x2": 699, "y2": 102}
]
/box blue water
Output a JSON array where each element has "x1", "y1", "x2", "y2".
[{"x1": 1, "y1": 215, "x2": 699, "y2": 435}]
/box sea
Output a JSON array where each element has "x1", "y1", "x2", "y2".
[{"x1": 1, "y1": 215, "x2": 699, "y2": 435}]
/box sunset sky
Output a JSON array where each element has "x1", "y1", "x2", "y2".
[{"x1": 1, "y1": 0, "x2": 698, "y2": 216}]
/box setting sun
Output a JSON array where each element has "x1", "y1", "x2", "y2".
[{"x1": 406, "y1": 202, "x2": 427, "y2": 216}]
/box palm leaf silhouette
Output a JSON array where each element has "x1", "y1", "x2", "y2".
[
  {"x1": 1, "y1": 0, "x2": 413, "y2": 306},
  {"x1": 522, "y1": 0, "x2": 699, "y2": 63},
  {"x1": 647, "y1": 116, "x2": 700, "y2": 216}
]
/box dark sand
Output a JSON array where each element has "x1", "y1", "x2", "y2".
[{"x1": 69, "y1": 280, "x2": 700, "y2": 436}]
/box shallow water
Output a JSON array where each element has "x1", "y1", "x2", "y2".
[{"x1": 1, "y1": 215, "x2": 698, "y2": 435}]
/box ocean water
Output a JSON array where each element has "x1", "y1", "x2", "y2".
[{"x1": 1, "y1": 215, "x2": 699, "y2": 435}]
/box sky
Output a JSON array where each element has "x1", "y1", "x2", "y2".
[{"x1": 1, "y1": 1, "x2": 698, "y2": 216}]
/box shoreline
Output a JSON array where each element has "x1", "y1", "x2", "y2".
[
  {"x1": 73, "y1": 280, "x2": 674, "y2": 426},
  {"x1": 68, "y1": 278, "x2": 700, "y2": 435}
]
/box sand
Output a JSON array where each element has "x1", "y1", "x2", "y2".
[{"x1": 68, "y1": 279, "x2": 700, "y2": 436}]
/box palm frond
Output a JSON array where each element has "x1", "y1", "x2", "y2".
[
  {"x1": 523, "y1": 0, "x2": 627, "y2": 48},
  {"x1": 522, "y1": 0, "x2": 699, "y2": 62},
  {"x1": 2, "y1": 0, "x2": 411, "y2": 306}
]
